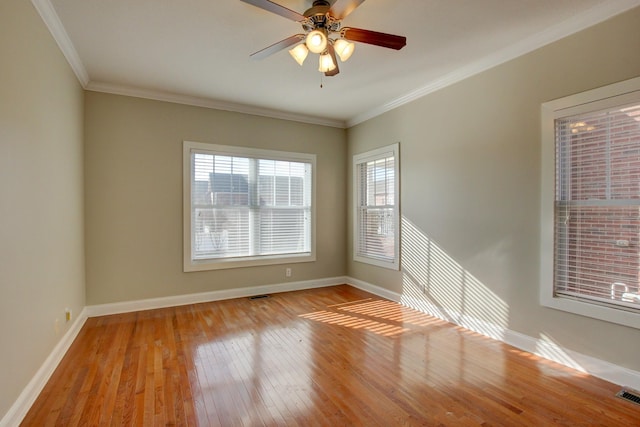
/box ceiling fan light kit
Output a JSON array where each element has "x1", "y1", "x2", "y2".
[{"x1": 241, "y1": 0, "x2": 406, "y2": 78}]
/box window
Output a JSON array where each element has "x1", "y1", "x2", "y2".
[
  {"x1": 184, "y1": 141, "x2": 315, "y2": 271},
  {"x1": 353, "y1": 143, "x2": 400, "y2": 269},
  {"x1": 541, "y1": 77, "x2": 640, "y2": 328}
]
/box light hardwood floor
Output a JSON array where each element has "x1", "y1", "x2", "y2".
[{"x1": 22, "y1": 285, "x2": 640, "y2": 426}]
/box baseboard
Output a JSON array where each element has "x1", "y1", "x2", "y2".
[
  {"x1": 502, "y1": 328, "x2": 640, "y2": 390},
  {"x1": 345, "y1": 276, "x2": 640, "y2": 391},
  {"x1": 0, "y1": 308, "x2": 89, "y2": 427},
  {"x1": 86, "y1": 276, "x2": 348, "y2": 317},
  {"x1": 347, "y1": 276, "x2": 403, "y2": 303},
  {"x1": 2, "y1": 277, "x2": 347, "y2": 425},
  {"x1": 7, "y1": 275, "x2": 639, "y2": 427}
]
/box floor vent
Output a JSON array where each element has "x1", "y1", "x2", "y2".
[
  {"x1": 616, "y1": 388, "x2": 640, "y2": 406},
  {"x1": 249, "y1": 294, "x2": 270, "y2": 300}
]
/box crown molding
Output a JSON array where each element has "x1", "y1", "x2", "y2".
[
  {"x1": 33, "y1": 0, "x2": 640, "y2": 129},
  {"x1": 86, "y1": 81, "x2": 346, "y2": 128},
  {"x1": 347, "y1": 0, "x2": 640, "y2": 127},
  {"x1": 31, "y1": 0, "x2": 89, "y2": 86},
  {"x1": 32, "y1": 0, "x2": 344, "y2": 128}
]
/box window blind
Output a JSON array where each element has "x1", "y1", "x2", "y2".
[
  {"x1": 191, "y1": 151, "x2": 312, "y2": 262},
  {"x1": 356, "y1": 154, "x2": 396, "y2": 263},
  {"x1": 554, "y1": 102, "x2": 640, "y2": 311}
]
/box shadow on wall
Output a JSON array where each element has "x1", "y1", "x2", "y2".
[
  {"x1": 400, "y1": 216, "x2": 510, "y2": 340},
  {"x1": 400, "y1": 216, "x2": 587, "y2": 374}
]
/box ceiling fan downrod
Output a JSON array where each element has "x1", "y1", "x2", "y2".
[{"x1": 305, "y1": 0, "x2": 331, "y2": 17}]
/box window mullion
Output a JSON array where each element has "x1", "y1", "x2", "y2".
[{"x1": 184, "y1": 141, "x2": 316, "y2": 272}]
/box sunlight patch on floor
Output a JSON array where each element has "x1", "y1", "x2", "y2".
[{"x1": 300, "y1": 310, "x2": 410, "y2": 337}]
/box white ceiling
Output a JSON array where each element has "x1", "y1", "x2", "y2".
[{"x1": 37, "y1": 0, "x2": 640, "y2": 127}]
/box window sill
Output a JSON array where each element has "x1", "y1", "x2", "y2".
[
  {"x1": 354, "y1": 255, "x2": 399, "y2": 271},
  {"x1": 184, "y1": 252, "x2": 315, "y2": 272},
  {"x1": 540, "y1": 291, "x2": 640, "y2": 330}
]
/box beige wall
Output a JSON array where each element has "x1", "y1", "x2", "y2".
[
  {"x1": 347, "y1": 7, "x2": 640, "y2": 372},
  {"x1": 2, "y1": 1, "x2": 639, "y2": 420},
  {"x1": 84, "y1": 92, "x2": 347, "y2": 304},
  {"x1": 0, "y1": 0, "x2": 85, "y2": 418}
]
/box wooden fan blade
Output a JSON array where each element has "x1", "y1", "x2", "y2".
[
  {"x1": 325, "y1": 44, "x2": 340, "y2": 77},
  {"x1": 342, "y1": 27, "x2": 406, "y2": 50},
  {"x1": 250, "y1": 34, "x2": 304, "y2": 60},
  {"x1": 329, "y1": 0, "x2": 365, "y2": 20},
  {"x1": 239, "y1": 0, "x2": 305, "y2": 22}
]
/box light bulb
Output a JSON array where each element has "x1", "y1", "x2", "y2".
[
  {"x1": 288, "y1": 44, "x2": 309, "y2": 66},
  {"x1": 306, "y1": 30, "x2": 327, "y2": 54},
  {"x1": 333, "y1": 39, "x2": 355, "y2": 62}
]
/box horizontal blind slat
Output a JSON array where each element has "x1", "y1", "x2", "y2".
[
  {"x1": 554, "y1": 101, "x2": 640, "y2": 311},
  {"x1": 356, "y1": 152, "x2": 396, "y2": 262},
  {"x1": 192, "y1": 152, "x2": 311, "y2": 260}
]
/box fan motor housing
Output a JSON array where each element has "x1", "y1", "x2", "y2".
[{"x1": 303, "y1": 0, "x2": 340, "y2": 32}]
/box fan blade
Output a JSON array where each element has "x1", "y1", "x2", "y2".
[
  {"x1": 325, "y1": 44, "x2": 340, "y2": 77},
  {"x1": 250, "y1": 34, "x2": 304, "y2": 60},
  {"x1": 329, "y1": 0, "x2": 365, "y2": 20},
  {"x1": 342, "y1": 27, "x2": 406, "y2": 50},
  {"x1": 239, "y1": 0, "x2": 305, "y2": 22}
]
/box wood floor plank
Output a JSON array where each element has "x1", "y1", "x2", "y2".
[{"x1": 20, "y1": 285, "x2": 640, "y2": 426}]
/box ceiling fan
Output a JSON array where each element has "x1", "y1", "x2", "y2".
[{"x1": 240, "y1": 0, "x2": 407, "y2": 77}]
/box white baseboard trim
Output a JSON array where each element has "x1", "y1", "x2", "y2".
[
  {"x1": 86, "y1": 276, "x2": 348, "y2": 317},
  {"x1": 0, "y1": 308, "x2": 89, "y2": 427},
  {"x1": 2, "y1": 277, "x2": 347, "y2": 425},
  {"x1": 6, "y1": 275, "x2": 638, "y2": 427},
  {"x1": 502, "y1": 328, "x2": 640, "y2": 390},
  {"x1": 345, "y1": 276, "x2": 640, "y2": 391},
  {"x1": 347, "y1": 276, "x2": 403, "y2": 303}
]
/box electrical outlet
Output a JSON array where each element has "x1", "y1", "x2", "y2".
[
  {"x1": 65, "y1": 308, "x2": 72, "y2": 322},
  {"x1": 285, "y1": 268, "x2": 292, "y2": 277},
  {"x1": 54, "y1": 319, "x2": 60, "y2": 335}
]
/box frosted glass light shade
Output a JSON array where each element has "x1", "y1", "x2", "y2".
[
  {"x1": 333, "y1": 39, "x2": 355, "y2": 62},
  {"x1": 318, "y1": 52, "x2": 336, "y2": 72},
  {"x1": 306, "y1": 30, "x2": 327, "y2": 54},
  {"x1": 289, "y1": 44, "x2": 309, "y2": 66}
]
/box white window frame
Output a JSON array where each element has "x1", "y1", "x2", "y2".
[
  {"x1": 353, "y1": 143, "x2": 400, "y2": 270},
  {"x1": 540, "y1": 76, "x2": 640, "y2": 329},
  {"x1": 183, "y1": 141, "x2": 316, "y2": 272}
]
